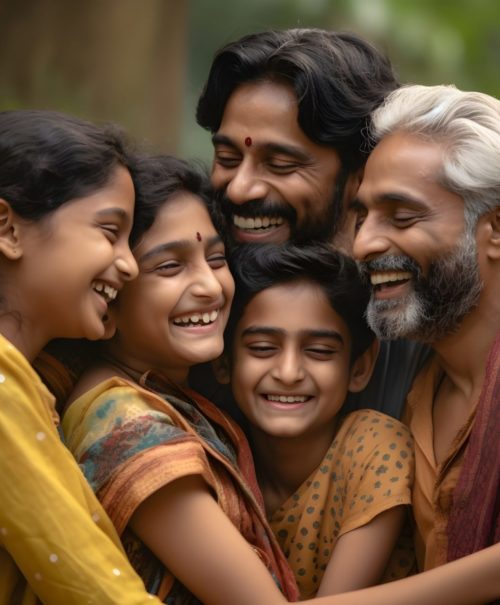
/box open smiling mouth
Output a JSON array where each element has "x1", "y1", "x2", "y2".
[
  {"x1": 370, "y1": 271, "x2": 413, "y2": 292},
  {"x1": 92, "y1": 280, "x2": 117, "y2": 303},
  {"x1": 233, "y1": 215, "x2": 285, "y2": 232},
  {"x1": 264, "y1": 394, "x2": 311, "y2": 403},
  {"x1": 172, "y1": 309, "x2": 220, "y2": 327}
]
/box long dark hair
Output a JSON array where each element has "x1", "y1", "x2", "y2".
[{"x1": 0, "y1": 109, "x2": 132, "y2": 220}]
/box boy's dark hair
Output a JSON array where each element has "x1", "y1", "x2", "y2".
[
  {"x1": 197, "y1": 28, "x2": 398, "y2": 174},
  {"x1": 129, "y1": 154, "x2": 226, "y2": 246},
  {"x1": 226, "y1": 243, "x2": 375, "y2": 362},
  {"x1": 0, "y1": 109, "x2": 131, "y2": 221}
]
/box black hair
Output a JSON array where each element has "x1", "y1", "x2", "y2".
[
  {"x1": 0, "y1": 109, "x2": 132, "y2": 220},
  {"x1": 129, "y1": 154, "x2": 227, "y2": 246},
  {"x1": 226, "y1": 243, "x2": 375, "y2": 362},
  {"x1": 197, "y1": 28, "x2": 398, "y2": 173}
]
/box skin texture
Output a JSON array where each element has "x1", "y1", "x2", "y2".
[
  {"x1": 229, "y1": 281, "x2": 403, "y2": 595},
  {"x1": 351, "y1": 132, "x2": 467, "y2": 313},
  {"x1": 211, "y1": 80, "x2": 355, "y2": 245},
  {"x1": 108, "y1": 193, "x2": 234, "y2": 384},
  {"x1": 0, "y1": 166, "x2": 138, "y2": 361}
]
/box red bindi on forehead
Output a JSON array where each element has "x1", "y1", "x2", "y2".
[{"x1": 244, "y1": 136, "x2": 252, "y2": 147}]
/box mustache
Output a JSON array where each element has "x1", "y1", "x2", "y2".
[
  {"x1": 357, "y1": 255, "x2": 422, "y2": 282},
  {"x1": 216, "y1": 192, "x2": 296, "y2": 223}
]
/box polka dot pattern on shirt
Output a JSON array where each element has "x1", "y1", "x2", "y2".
[{"x1": 270, "y1": 409, "x2": 415, "y2": 599}]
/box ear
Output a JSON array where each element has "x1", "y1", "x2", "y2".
[
  {"x1": 485, "y1": 205, "x2": 500, "y2": 260},
  {"x1": 347, "y1": 338, "x2": 380, "y2": 393},
  {"x1": 333, "y1": 168, "x2": 364, "y2": 253},
  {"x1": 342, "y1": 167, "x2": 363, "y2": 206},
  {"x1": 212, "y1": 353, "x2": 231, "y2": 385},
  {"x1": 0, "y1": 199, "x2": 22, "y2": 259}
]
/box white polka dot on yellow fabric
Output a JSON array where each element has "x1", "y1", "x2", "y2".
[
  {"x1": 0, "y1": 374, "x2": 5, "y2": 383},
  {"x1": 34, "y1": 572, "x2": 42, "y2": 581},
  {"x1": 36, "y1": 431, "x2": 46, "y2": 441},
  {"x1": 91, "y1": 512, "x2": 100, "y2": 523},
  {"x1": 112, "y1": 568, "x2": 121, "y2": 576},
  {"x1": 49, "y1": 553, "x2": 58, "y2": 563}
]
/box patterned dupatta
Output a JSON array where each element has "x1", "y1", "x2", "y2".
[{"x1": 63, "y1": 371, "x2": 299, "y2": 603}]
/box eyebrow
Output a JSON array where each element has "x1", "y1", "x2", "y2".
[
  {"x1": 139, "y1": 234, "x2": 223, "y2": 263},
  {"x1": 241, "y1": 326, "x2": 344, "y2": 344},
  {"x1": 349, "y1": 192, "x2": 428, "y2": 212},
  {"x1": 96, "y1": 207, "x2": 128, "y2": 220},
  {"x1": 212, "y1": 134, "x2": 312, "y2": 163}
]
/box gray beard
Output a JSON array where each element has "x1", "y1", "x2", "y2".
[{"x1": 363, "y1": 230, "x2": 483, "y2": 343}]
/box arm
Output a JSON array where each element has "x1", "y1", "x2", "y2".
[
  {"x1": 310, "y1": 543, "x2": 500, "y2": 605},
  {"x1": 130, "y1": 474, "x2": 288, "y2": 605},
  {"x1": 132, "y1": 476, "x2": 500, "y2": 605},
  {"x1": 317, "y1": 505, "x2": 406, "y2": 595}
]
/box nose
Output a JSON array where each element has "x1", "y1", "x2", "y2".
[
  {"x1": 352, "y1": 215, "x2": 391, "y2": 262},
  {"x1": 191, "y1": 262, "x2": 223, "y2": 299},
  {"x1": 225, "y1": 162, "x2": 269, "y2": 206},
  {"x1": 115, "y1": 244, "x2": 139, "y2": 281},
  {"x1": 271, "y1": 347, "x2": 305, "y2": 385}
]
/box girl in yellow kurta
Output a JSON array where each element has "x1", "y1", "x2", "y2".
[{"x1": 0, "y1": 110, "x2": 162, "y2": 605}]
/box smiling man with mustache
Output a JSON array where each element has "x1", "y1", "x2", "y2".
[
  {"x1": 351, "y1": 84, "x2": 500, "y2": 578},
  {"x1": 197, "y1": 29, "x2": 398, "y2": 248}
]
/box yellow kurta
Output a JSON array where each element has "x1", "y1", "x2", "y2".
[
  {"x1": 270, "y1": 409, "x2": 415, "y2": 599},
  {"x1": 0, "y1": 334, "x2": 161, "y2": 605}
]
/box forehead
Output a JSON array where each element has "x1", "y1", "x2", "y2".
[
  {"x1": 238, "y1": 281, "x2": 349, "y2": 336},
  {"x1": 135, "y1": 193, "x2": 216, "y2": 249},
  {"x1": 358, "y1": 132, "x2": 452, "y2": 204},
  {"x1": 218, "y1": 80, "x2": 311, "y2": 148}
]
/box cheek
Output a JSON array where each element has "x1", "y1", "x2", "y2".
[{"x1": 210, "y1": 165, "x2": 227, "y2": 189}]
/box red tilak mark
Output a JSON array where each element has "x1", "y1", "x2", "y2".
[
  {"x1": 244, "y1": 136, "x2": 252, "y2": 147},
  {"x1": 196, "y1": 232, "x2": 202, "y2": 241}
]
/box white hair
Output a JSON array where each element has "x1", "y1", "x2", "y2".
[{"x1": 369, "y1": 84, "x2": 500, "y2": 228}]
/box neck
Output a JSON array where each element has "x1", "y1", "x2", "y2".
[
  {"x1": 431, "y1": 291, "x2": 500, "y2": 402},
  {"x1": 103, "y1": 341, "x2": 189, "y2": 386},
  {"x1": 248, "y1": 421, "x2": 337, "y2": 516}
]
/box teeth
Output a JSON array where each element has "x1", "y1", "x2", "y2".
[
  {"x1": 173, "y1": 309, "x2": 219, "y2": 326},
  {"x1": 92, "y1": 281, "x2": 117, "y2": 302},
  {"x1": 267, "y1": 395, "x2": 308, "y2": 403},
  {"x1": 370, "y1": 271, "x2": 412, "y2": 286},
  {"x1": 233, "y1": 215, "x2": 284, "y2": 230}
]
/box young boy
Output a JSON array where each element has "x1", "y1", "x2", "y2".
[{"x1": 218, "y1": 243, "x2": 415, "y2": 599}]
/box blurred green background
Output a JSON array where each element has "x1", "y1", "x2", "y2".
[{"x1": 2, "y1": 0, "x2": 499, "y2": 164}]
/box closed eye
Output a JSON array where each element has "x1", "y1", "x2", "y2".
[
  {"x1": 100, "y1": 224, "x2": 119, "y2": 242},
  {"x1": 214, "y1": 151, "x2": 241, "y2": 169},
  {"x1": 305, "y1": 347, "x2": 337, "y2": 360},
  {"x1": 154, "y1": 261, "x2": 182, "y2": 276},
  {"x1": 247, "y1": 343, "x2": 278, "y2": 357},
  {"x1": 207, "y1": 253, "x2": 227, "y2": 269}
]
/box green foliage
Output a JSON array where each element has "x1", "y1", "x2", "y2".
[{"x1": 183, "y1": 0, "x2": 499, "y2": 160}]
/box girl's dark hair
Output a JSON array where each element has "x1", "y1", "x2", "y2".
[
  {"x1": 0, "y1": 109, "x2": 132, "y2": 220},
  {"x1": 129, "y1": 154, "x2": 227, "y2": 246},
  {"x1": 226, "y1": 243, "x2": 375, "y2": 362},
  {"x1": 197, "y1": 28, "x2": 398, "y2": 172}
]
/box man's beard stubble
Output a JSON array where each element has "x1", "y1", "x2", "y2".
[
  {"x1": 216, "y1": 173, "x2": 347, "y2": 245},
  {"x1": 358, "y1": 230, "x2": 483, "y2": 343}
]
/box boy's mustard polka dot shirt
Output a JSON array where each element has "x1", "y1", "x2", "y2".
[{"x1": 270, "y1": 409, "x2": 415, "y2": 599}]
